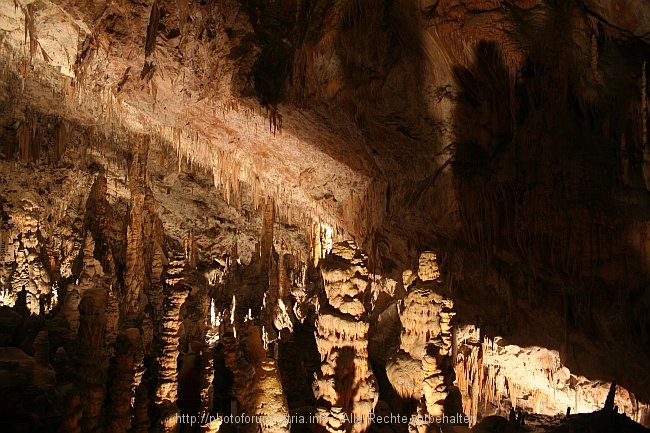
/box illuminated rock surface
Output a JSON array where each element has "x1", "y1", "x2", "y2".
[{"x1": 0, "y1": 1, "x2": 650, "y2": 432}]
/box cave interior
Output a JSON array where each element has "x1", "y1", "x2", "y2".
[{"x1": 1, "y1": 0, "x2": 650, "y2": 433}]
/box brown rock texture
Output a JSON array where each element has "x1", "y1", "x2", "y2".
[
  {"x1": 123, "y1": 137, "x2": 149, "y2": 320},
  {"x1": 2, "y1": 0, "x2": 650, "y2": 431},
  {"x1": 108, "y1": 334, "x2": 136, "y2": 433},
  {"x1": 155, "y1": 255, "x2": 190, "y2": 430},
  {"x1": 75, "y1": 289, "x2": 107, "y2": 433}
]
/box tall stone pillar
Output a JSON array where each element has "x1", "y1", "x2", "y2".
[
  {"x1": 76, "y1": 289, "x2": 106, "y2": 433},
  {"x1": 155, "y1": 256, "x2": 190, "y2": 432},
  {"x1": 109, "y1": 334, "x2": 136, "y2": 433},
  {"x1": 312, "y1": 241, "x2": 378, "y2": 433}
]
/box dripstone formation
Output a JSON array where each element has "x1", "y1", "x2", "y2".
[
  {"x1": 314, "y1": 241, "x2": 378, "y2": 433},
  {"x1": 2, "y1": 0, "x2": 650, "y2": 432}
]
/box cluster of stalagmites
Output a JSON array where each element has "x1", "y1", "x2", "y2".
[
  {"x1": 313, "y1": 241, "x2": 378, "y2": 433},
  {"x1": 0, "y1": 137, "x2": 213, "y2": 433},
  {"x1": 0, "y1": 197, "x2": 54, "y2": 314}
]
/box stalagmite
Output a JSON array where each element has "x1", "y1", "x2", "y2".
[
  {"x1": 132, "y1": 384, "x2": 151, "y2": 433},
  {"x1": 642, "y1": 62, "x2": 650, "y2": 191},
  {"x1": 2, "y1": 198, "x2": 53, "y2": 313},
  {"x1": 1, "y1": 2, "x2": 650, "y2": 432},
  {"x1": 75, "y1": 232, "x2": 105, "y2": 298},
  {"x1": 75, "y1": 289, "x2": 107, "y2": 433},
  {"x1": 124, "y1": 137, "x2": 149, "y2": 319},
  {"x1": 252, "y1": 358, "x2": 291, "y2": 433},
  {"x1": 313, "y1": 241, "x2": 378, "y2": 433},
  {"x1": 109, "y1": 334, "x2": 136, "y2": 433},
  {"x1": 199, "y1": 340, "x2": 220, "y2": 433},
  {"x1": 61, "y1": 389, "x2": 83, "y2": 433},
  {"x1": 63, "y1": 288, "x2": 81, "y2": 333},
  {"x1": 105, "y1": 285, "x2": 120, "y2": 356},
  {"x1": 418, "y1": 251, "x2": 441, "y2": 282},
  {"x1": 155, "y1": 255, "x2": 190, "y2": 432},
  {"x1": 222, "y1": 333, "x2": 256, "y2": 419},
  {"x1": 126, "y1": 328, "x2": 146, "y2": 402},
  {"x1": 386, "y1": 252, "x2": 454, "y2": 428},
  {"x1": 146, "y1": 244, "x2": 166, "y2": 333},
  {"x1": 32, "y1": 330, "x2": 56, "y2": 385}
]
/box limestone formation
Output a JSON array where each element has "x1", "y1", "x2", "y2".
[
  {"x1": 200, "y1": 341, "x2": 215, "y2": 419},
  {"x1": 63, "y1": 288, "x2": 81, "y2": 334},
  {"x1": 222, "y1": 333, "x2": 256, "y2": 415},
  {"x1": 0, "y1": 198, "x2": 53, "y2": 314},
  {"x1": 126, "y1": 328, "x2": 146, "y2": 402},
  {"x1": 108, "y1": 334, "x2": 136, "y2": 433},
  {"x1": 399, "y1": 287, "x2": 444, "y2": 360},
  {"x1": 155, "y1": 256, "x2": 190, "y2": 431},
  {"x1": 1, "y1": 1, "x2": 650, "y2": 431},
  {"x1": 146, "y1": 243, "x2": 166, "y2": 332},
  {"x1": 60, "y1": 388, "x2": 83, "y2": 433},
  {"x1": 104, "y1": 285, "x2": 120, "y2": 357},
  {"x1": 314, "y1": 241, "x2": 378, "y2": 433},
  {"x1": 387, "y1": 252, "x2": 455, "y2": 427},
  {"x1": 252, "y1": 358, "x2": 291, "y2": 433},
  {"x1": 132, "y1": 384, "x2": 150, "y2": 433},
  {"x1": 76, "y1": 232, "x2": 105, "y2": 297},
  {"x1": 123, "y1": 138, "x2": 150, "y2": 319},
  {"x1": 32, "y1": 330, "x2": 56, "y2": 386},
  {"x1": 418, "y1": 251, "x2": 441, "y2": 282}
]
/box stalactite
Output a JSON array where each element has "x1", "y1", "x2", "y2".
[
  {"x1": 53, "y1": 120, "x2": 68, "y2": 161},
  {"x1": 17, "y1": 120, "x2": 31, "y2": 162},
  {"x1": 260, "y1": 197, "x2": 275, "y2": 275}
]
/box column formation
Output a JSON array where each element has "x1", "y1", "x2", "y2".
[
  {"x1": 384, "y1": 252, "x2": 455, "y2": 433},
  {"x1": 75, "y1": 289, "x2": 106, "y2": 433},
  {"x1": 313, "y1": 241, "x2": 378, "y2": 433},
  {"x1": 108, "y1": 334, "x2": 136, "y2": 433},
  {"x1": 156, "y1": 255, "x2": 190, "y2": 432}
]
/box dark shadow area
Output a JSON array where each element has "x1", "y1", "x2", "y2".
[
  {"x1": 448, "y1": 3, "x2": 650, "y2": 402},
  {"x1": 334, "y1": 346, "x2": 358, "y2": 414},
  {"x1": 278, "y1": 319, "x2": 320, "y2": 411}
]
